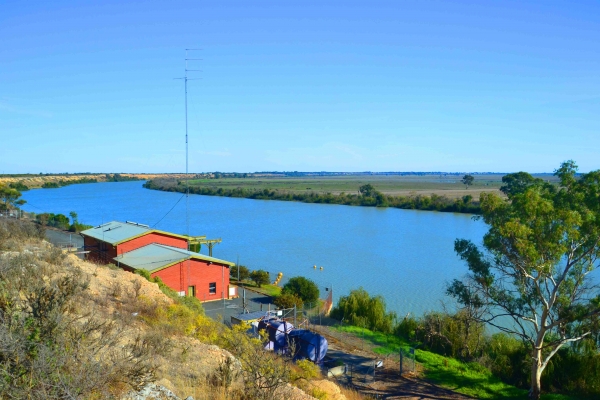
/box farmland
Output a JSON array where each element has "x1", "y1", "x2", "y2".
[{"x1": 182, "y1": 173, "x2": 557, "y2": 200}]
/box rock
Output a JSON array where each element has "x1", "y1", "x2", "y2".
[{"x1": 122, "y1": 383, "x2": 181, "y2": 400}]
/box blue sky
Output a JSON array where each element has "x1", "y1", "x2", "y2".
[{"x1": 1, "y1": 1, "x2": 599, "y2": 173}]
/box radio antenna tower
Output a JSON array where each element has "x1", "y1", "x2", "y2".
[
  {"x1": 176, "y1": 49, "x2": 202, "y2": 239},
  {"x1": 176, "y1": 49, "x2": 202, "y2": 295}
]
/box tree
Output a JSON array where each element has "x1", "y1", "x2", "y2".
[
  {"x1": 0, "y1": 186, "x2": 24, "y2": 211},
  {"x1": 274, "y1": 292, "x2": 303, "y2": 309},
  {"x1": 359, "y1": 184, "x2": 376, "y2": 197},
  {"x1": 249, "y1": 270, "x2": 270, "y2": 288},
  {"x1": 330, "y1": 287, "x2": 397, "y2": 333},
  {"x1": 499, "y1": 171, "x2": 543, "y2": 197},
  {"x1": 461, "y1": 174, "x2": 474, "y2": 189},
  {"x1": 447, "y1": 161, "x2": 600, "y2": 399},
  {"x1": 282, "y1": 276, "x2": 319, "y2": 304},
  {"x1": 230, "y1": 265, "x2": 250, "y2": 282},
  {"x1": 69, "y1": 211, "x2": 78, "y2": 224}
]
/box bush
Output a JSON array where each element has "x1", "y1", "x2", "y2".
[
  {"x1": 9, "y1": 182, "x2": 29, "y2": 191},
  {"x1": 330, "y1": 287, "x2": 396, "y2": 333},
  {"x1": 0, "y1": 219, "x2": 45, "y2": 250},
  {"x1": 68, "y1": 222, "x2": 93, "y2": 232},
  {"x1": 135, "y1": 269, "x2": 152, "y2": 281},
  {"x1": 395, "y1": 315, "x2": 418, "y2": 340},
  {"x1": 0, "y1": 247, "x2": 155, "y2": 398},
  {"x1": 249, "y1": 269, "x2": 270, "y2": 288},
  {"x1": 36, "y1": 212, "x2": 70, "y2": 230},
  {"x1": 413, "y1": 310, "x2": 486, "y2": 361},
  {"x1": 282, "y1": 276, "x2": 319, "y2": 304},
  {"x1": 274, "y1": 292, "x2": 303, "y2": 309},
  {"x1": 220, "y1": 323, "x2": 291, "y2": 400},
  {"x1": 481, "y1": 333, "x2": 529, "y2": 388}
]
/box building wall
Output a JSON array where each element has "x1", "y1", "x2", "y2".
[
  {"x1": 151, "y1": 258, "x2": 231, "y2": 302},
  {"x1": 83, "y1": 236, "x2": 117, "y2": 264},
  {"x1": 116, "y1": 232, "x2": 188, "y2": 256}
]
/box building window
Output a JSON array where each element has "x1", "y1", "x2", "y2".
[{"x1": 209, "y1": 282, "x2": 216, "y2": 295}]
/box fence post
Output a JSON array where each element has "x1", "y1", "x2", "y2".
[
  {"x1": 293, "y1": 304, "x2": 297, "y2": 326},
  {"x1": 400, "y1": 350, "x2": 403, "y2": 375}
]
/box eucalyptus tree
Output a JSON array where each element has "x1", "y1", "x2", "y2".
[
  {"x1": 447, "y1": 161, "x2": 600, "y2": 399},
  {"x1": 0, "y1": 186, "x2": 25, "y2": 211},
  {"x1": 461, "y1": 174, "x2": 474, "y2": 189}
]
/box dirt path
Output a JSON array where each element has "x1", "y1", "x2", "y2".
[{"x1": 315, "y1": 326, "x2": 473, "y2": 400}]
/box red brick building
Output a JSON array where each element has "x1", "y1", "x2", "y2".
[
  {"x1": 81, "y1": 221, "x2": 189, "y2": 263},
  {"x1": 114, "y1": 243, "x2": 236, "y2": 301}
]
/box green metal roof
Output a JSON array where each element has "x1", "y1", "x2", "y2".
[
  {"x1": 80, "y1": 220, "x2": 188, "y2": 245},
  {"x1": 113, "y1": 243, "x2": 234, "y2": 273},
  {"x1": 81, "y1": 221, "x2": 152, "y2": 245}
]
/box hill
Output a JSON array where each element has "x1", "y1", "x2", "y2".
[{"x1": 0, "y1": 218, "x2": 352, "y2": 400}]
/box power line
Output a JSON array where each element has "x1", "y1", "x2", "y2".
[{"x1": 151, "y1": 193, "x2": 185, "y2": 228}]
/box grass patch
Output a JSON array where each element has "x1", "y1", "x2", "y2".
[
  {"x1": 236, "y1": 282, "x2": 282, "y2": 297},
  {"x1": 331, "y1": 325, "x2": 576, "y2": 400}
]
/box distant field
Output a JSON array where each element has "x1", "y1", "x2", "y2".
[{"x1": 185, "y1": 174, "x2": 558, "y2": 200}]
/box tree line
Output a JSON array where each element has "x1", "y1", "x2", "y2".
[
  {"x1": 42, "y1": 177, "x2": 98, "y2": 188},
  {"x1": 144, "y1": 180, "x2": 482, "y2": 214}
]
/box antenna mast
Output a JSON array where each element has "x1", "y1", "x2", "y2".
[
  {"x1": 183, "y1": 48, "x2": 202, "y2": 239},
  {"x1": 176, "y1": 49, "x2": 202, "y2": 297}
]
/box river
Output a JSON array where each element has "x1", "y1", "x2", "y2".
[{"x1": 20, "y1": 181, "x2": 487, "y2": 317}]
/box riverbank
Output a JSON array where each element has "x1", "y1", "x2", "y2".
[
  {"x1": 0, "y1": 172, "x2": 203, "y2": 189},
  {"x1": 144, "y1": 178, "x2": 483, "y2": 214}
]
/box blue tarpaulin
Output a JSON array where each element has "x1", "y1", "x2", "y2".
[
  {"x1": 288, "y1": 329, "x2": 328, "y2": 364},
  {"x1": 258, "y1": 319, "x2": 294, "y2": 352}
]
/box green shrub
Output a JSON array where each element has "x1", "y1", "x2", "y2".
[
  {"x1": 8, "y1": 182, "x2": 28, "y2": 191},
  {"x1": 395, "y1": 315, "x2": 418, "y2": 340},
  {"x1": 282, "y1": 276, "x2": 319, "y2": 304},
  {"x1": 36, "y1": 212, "x2": 70, "y2": 230},
  {"x1": 135, "y1": 269, "x2": 152, "y2": 281},
  {"x1": 330, "y1": 287, "x2": 397, "y2": 333},
  {"x1": 274, "y1": 292, "x2": 303, "y2": 309}
]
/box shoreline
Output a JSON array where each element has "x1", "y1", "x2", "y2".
[{"x1": 143, "y1": 180, "x2": 482, "y2": 215}]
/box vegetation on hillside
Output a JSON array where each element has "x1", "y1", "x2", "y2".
[
  {"x1": 0, "y1": 220, "x2": 157, "y2": 398},
  {"x1": 144, "y1": 179, "x2": 482, "y2": 213},
  {"x1": 0, "y1": 218, "x2": 351, "y2": 400},
  {"x1": 34, "y1": 211, "x2": 93, "y2": 232}
]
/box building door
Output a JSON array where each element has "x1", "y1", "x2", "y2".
[{"x1": 187, "y1": 285, "x2": 196, "y2": 298}]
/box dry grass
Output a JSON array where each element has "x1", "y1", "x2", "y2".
[{"x1": 0, "y1": 219, "x2": 353, "y2": 400}]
